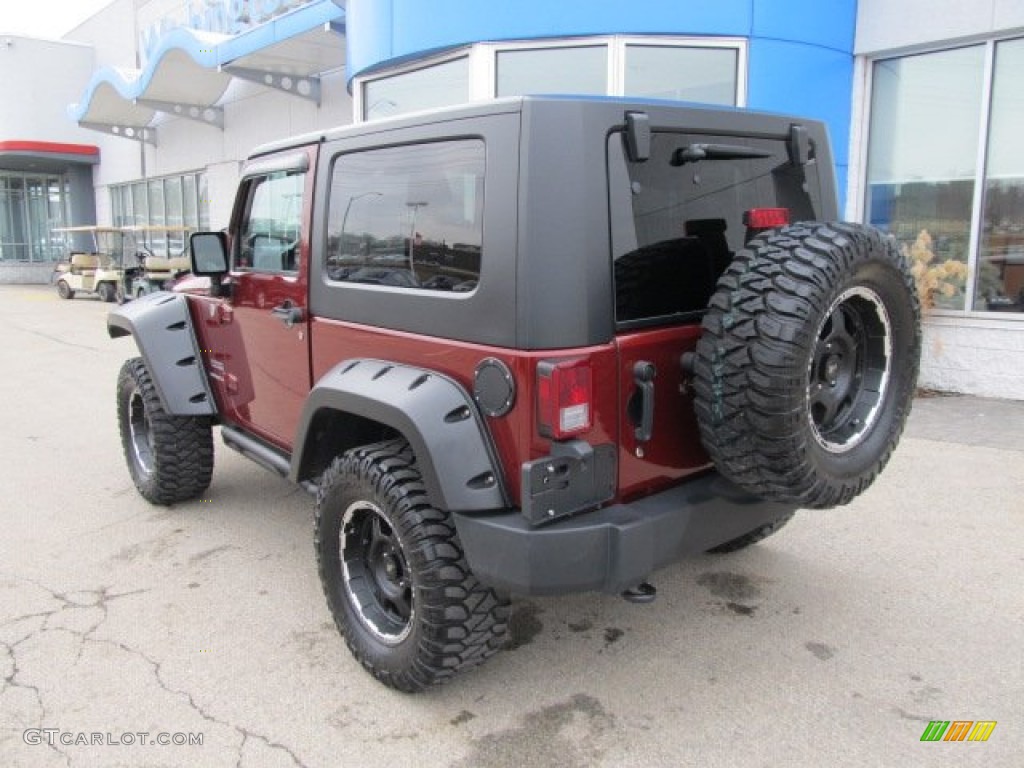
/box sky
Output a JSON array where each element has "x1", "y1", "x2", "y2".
[{"x1": 2, "y1": 0, "x2": 115, "y2": 39}]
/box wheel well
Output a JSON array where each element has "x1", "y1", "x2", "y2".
[{"x1": 296, "y1": 408, "x2": 400, "y2": 483}]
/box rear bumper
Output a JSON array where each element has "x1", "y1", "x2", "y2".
[{"x1": 453, "y1": 472, "x2": 797, "y2": 596}]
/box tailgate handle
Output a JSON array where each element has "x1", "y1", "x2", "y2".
[{"x1": 631, "y1": 361, "x2": 657, "y2": 442}]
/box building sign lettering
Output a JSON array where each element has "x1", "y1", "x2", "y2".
[{"x1": 140, "y1": 0, "x2": 310, "y2": 63}]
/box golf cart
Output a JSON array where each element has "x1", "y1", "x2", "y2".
[
  {"x1": 122, "y1": 226, "x2": 193, "y2": 300},
  {"x1": 52, "y1": 226, "x2": 129, "y2": 302}
]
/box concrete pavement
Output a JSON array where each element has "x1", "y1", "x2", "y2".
[{"x1": 1, "y1": 284, "x2": 1021, "y2": 767}]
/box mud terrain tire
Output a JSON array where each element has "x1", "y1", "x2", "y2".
[
  {"x1": 116, "y1": 357, "x2": 214, "y2": 504},
  {"x1": 315, "y1": 439, "x2": 509, "y2": 692},
  {"x1": 693, "y1": 222, "x2": 920, "y2": 508}
]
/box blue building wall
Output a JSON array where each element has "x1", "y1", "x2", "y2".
[{"x1": 346, "y1": 0, "x2": 857, "y2": 200}]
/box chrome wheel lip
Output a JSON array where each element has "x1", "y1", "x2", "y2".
[
  {"x1": 340, "y1": 500, "x2": 414, "y2": 645},
  {"x1": 127, "y1": 386, "x2": 155, "y2": 475},
  {"x1": 806, "y1": 285, "x2": 893, "y2": 454}
]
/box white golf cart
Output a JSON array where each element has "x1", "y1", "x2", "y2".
[
  {"x1": 52, "y1": 226, "x2": 130, "y2": 303},
  {"x1": 122, "y1": 225, "x2": 194, "y2": 299}
]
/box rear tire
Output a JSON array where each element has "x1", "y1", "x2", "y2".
[
  {"x1": 97, "y1": 282, "x2": 115, "y2": 303},
  {"x1": 57, "y1": 280, "x2": 74, "y2": 300},
  {"x1": 315, "y1": 439, "x2": 509, "y2": 692},
  {"x1": 693, "y1": 222, "x2": 920, "y2": 508},
  {"x1": 116, "y1": 357, "x2": 213, "y2": 505}
]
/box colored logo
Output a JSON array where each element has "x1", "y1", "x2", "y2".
[{"x1": 920, "y1": 721, "x2": 997, "y2": 742}]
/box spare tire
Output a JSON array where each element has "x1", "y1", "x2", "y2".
[{"x1": 693, "y1": 222, "x2": 921, "y2": 508}]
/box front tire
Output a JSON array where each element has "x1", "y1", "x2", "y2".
[
  {"x1": 693, "y1": 223, "x2": 921, "y2": 508},
  {"x1": 97, "y1": 282, "x2": 115, "y2": 303},
  {"x1": 57, "y1": 280, "x2": 74, "y2": 300},
  {"x1": 315, "y1": 439, "x2": 509, "y2": 692},
  {"x1": 116, "y1": 357, "x2": 213, "y2": 505}
]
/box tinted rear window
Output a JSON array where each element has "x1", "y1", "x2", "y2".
[{"x1": 609, "y1": 130, "x2": 822, "y2": 325}]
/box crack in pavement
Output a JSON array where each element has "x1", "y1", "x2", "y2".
[
  {"x1": 8, "y1": 323, "x2": 102, "y2": 352},
  {"x1": 1, "y1": 574, "x2": 311, "y2": 768}
]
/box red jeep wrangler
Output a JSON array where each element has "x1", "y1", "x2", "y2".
[{"x1": 109, "y1": 96, "x2": 920, "y2": 691}]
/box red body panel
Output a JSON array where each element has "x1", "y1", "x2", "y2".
[
  {"x1": 189, "y1": 145, "x2": 317, "y2": 450},
  {"x1": 310, "y1": 318, "x2": 618, "y2": 507},
  {"x1": 614, "y1": 325, "x2": 711, "y2": 500}
]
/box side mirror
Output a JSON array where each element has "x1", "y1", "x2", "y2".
[{"x1": 190, "y1": 232, "x2": 229, "y2": 276}]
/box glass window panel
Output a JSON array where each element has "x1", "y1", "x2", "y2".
[
  {"x1": 7, "y1": 177, "x2": 27, "y2": 261},
  {"x1": 110, "y1": 188, "x2": 122, "y2": 226},
  {"x1": 496, "y1": 46, "x2": 606, "y2": 98},
  {"x1": 26, "y1": 177, "x2": 46, "y2": 261},
  {"x1": 164, "y1": 177, "x2": 184, "y2": 256},
  {"x1": 199, "y1": 174, "x2": 210, "y2": 230},
  {"x1": 132, "y1": 182, "x2": 148, "y2": 226},
  {"x1": 326, "y1": 140, "x2": 485, "y2": 293},
  {"x1": 45, "y1": 177, "x2": 65, "y2": 260},
  {"x1": 0, "y1": 175, "x2": 14, "y2": 261},
  {"x1": 164, "y1": 177, "x2": 183, "y2": 227},
  {"x1": 976, "y1": 37, "x2": 1024, "y2": 312},
  {"x1": 364, "y1": 57, "x2": 469, "y2": 120},
  {"x1": 866, "y1": 46, "x2": 985, "y2": 310},
  {"x1": 625, "y1": 45, "x2": 738, "y2": 105},
  {"x1": 237, "y1": 171, "x2": 304, "y2": 273},
  {"x1": 121, "y1": 185, "x2": 133, "y2": 224},
  {"x1": 183, "y1": 175, "x2": 198, "y2": 229},
  {"x1": 148, "y1": 179, "x2": 166, "y2": 255}
]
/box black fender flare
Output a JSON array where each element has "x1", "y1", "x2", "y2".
[
  {"x1": 291, "y1": 360, "x2": 506, "y2": 513},
  {"x1": 107, "y1": 291, "x2": 217, "y2": 417}
]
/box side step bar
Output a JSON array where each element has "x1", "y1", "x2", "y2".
[{"x1": 220, "y1": 426, "x2": 318, "y2": 495}]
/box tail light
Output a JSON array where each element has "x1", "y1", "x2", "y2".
[
  {"x1": 537, "y1": 358, "x2": 592, "y2": 440},
  {"x1": 744, "y1": 207, "x2": 790, "y2": 237}
]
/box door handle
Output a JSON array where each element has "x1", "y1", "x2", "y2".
[
  {"x1": 631, "y1": 361, "x2": 657, "y2": 442},
  {"x1": 270, "y1": 302, "x2": 305, "y2": 328}
]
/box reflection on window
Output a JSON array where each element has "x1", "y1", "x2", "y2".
[
  {"x1": 610, "y1": 130, "x2": 818, "y2": 324},
  {"x1": 237, "y1": 172, "x2": 304, "y2": 274},
  {"x1": 866, "y1": 46, "x2": 985, "y2": 310},
  {"x1": 625, "y1": 45, "x2": 738, "y2": 105},
  {"x1": 496, "y1": 46, "x2": 607, "y2": 97},
  {"x1": 977, "y1": 38, "x2": 1024, "y2": 312},
  {"x1": 364, "y1": 57, "x2": 469, "y2": 120},
  {"x1": 326, "y1": 141, "x2": 484, "y2": 293}
]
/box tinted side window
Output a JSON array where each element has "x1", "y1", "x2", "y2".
[
  {"x1": 236, "y1": 171, "x2": 304, "y2": 274},
  {"x1": 326, "y1": 140, "x2": 485, "y2": 293},
  {"x1": 609, "y1": 130, "x2": 820, "y2": 325}
]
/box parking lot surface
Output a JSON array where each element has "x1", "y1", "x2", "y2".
[{"x1": 1, "y1": 284, "x2": 1022, "y2": 767}]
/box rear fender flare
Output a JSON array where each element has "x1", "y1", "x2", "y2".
[{"x1": 292, "y1": 360, "x2": 506, "y2": 513}]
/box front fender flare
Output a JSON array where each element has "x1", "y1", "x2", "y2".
[
  {"x1": 107, "y1": 291, "x2": 216, "y2": 417},
  {"x1": 292, "y1": 360, "x2": 506, "y2": 513}
]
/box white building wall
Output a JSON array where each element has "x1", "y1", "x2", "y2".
[
  {"x1": 851, "y1": 0, "x2": 1024, "y2": 401},
  {"x1": 919, "y1": 315, "x2": 1024, "y2": 400},
  {"x1": 0, "y1": 37, "x2": 96, "y2": 144},
  {"x1": 64, "y1": 0, "x2": 144, "y2": 197},
  {"x1": 64, "y1": 0, "x2": 137, "y2": 67},
  {"x1": 855, "y1": 0, "x2": 1024, "y2": 54}
]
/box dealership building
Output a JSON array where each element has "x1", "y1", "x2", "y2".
[{"x1": 1, "y1": 0, "x2": 1021, "y2": 399}]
